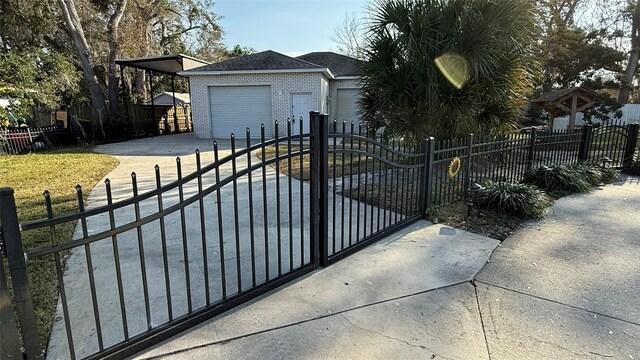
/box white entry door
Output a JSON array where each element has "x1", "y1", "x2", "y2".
[{"x1": 291, "y1": 93, "x2": 311, "y2": 135}]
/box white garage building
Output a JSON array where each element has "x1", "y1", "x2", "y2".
[{"x1": 180, "y1": 50, "x2": 362, "y2": 139}]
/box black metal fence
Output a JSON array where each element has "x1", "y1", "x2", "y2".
[
  {"x1": 1, "y1": 113, "x2": 638, "y2": 360},
  {"x1": 427, "y1": 122, "x2": 639, "y2": 206}
]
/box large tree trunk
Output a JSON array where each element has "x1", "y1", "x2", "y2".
[
  {"x1": 135, "y1": 70, "x2": 146, "y2": 103},
  {"x1": 107, "y1": 0, "x2": 128, "y2": 126},
  {"x1": 619, "y1": 2, "x2": 640, "y2": 104},
  {"x1": 57, "y1": 0, "x2": 110, "y2": 139}
]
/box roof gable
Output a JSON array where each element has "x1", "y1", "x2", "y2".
[
  {"x1": 189, "y1": 50, "x2": 323, "y2": 72},
  {"x1": 296, "y1": 52, "x2": 362, "y2": 77}
]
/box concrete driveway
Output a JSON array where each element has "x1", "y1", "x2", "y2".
[{"x1": 46, "y1": 134, "x2": 395, "y2": 359}]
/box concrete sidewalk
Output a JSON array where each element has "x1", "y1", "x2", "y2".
[
  {"x1": 133, "y1": 176, "x2": 640, "y2": 360},
  {"x1": 475, "y1": 175, "x2": 640, "y2": 359}
]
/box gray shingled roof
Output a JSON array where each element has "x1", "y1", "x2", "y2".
[
  {"x1": 296, "y1": 52, "x2": 362, "y2": 77},
  {"x1": 186, "y1": 50, "x2": 362, "y2": 77},
  {"x1": 188, "y1": 50, "x2": 323, "y2": 72}
]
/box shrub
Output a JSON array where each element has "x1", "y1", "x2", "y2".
[
  {"x1": 623, "y1": 159, "x2": 640, "y2": 176},
  {"x1": 569, "y1": 163, "x2": 603, "y2": 185},
  {"x1": 598, "y1": 167, "x2": 620, "y2": 184},
  {"x1": 523, "y1": 164, "x2": 592, "y2": 196},
  {"x1": 568, "y1": 163, "x2": 619, "y2": 185},
  {"x1": 478, "y1": 181, "x2": 553, "y2": 219}
]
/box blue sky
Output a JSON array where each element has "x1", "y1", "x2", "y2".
[{"x1": 215, "y1": 0, "x2": 369, "y2": 57}]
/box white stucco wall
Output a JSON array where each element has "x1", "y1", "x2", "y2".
[
  {"x1": 328, "y1": 78, "x2": 361, "y2": 122},
  {"x1": 188, "y1": 72, "x2": 327, "y2": 138}
]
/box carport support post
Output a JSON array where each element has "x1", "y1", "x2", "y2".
[
  {"x1": 419, "y1": 138, "x2": 435, "y2": 217},
  {"x1": 119, "y1": 65, "x2": 130, "y2": 123},
  {"x1": 148, "y1": 71, "x2": 157, "y2": 133},
  {"x1": 171, "y1": 75, "x2": 179, "y2": 134},
  {"x1": 186, "y1": 77, "x2": 193, "y2": 132},
  {"x1": 623, "y1": 123, "x2": 639, "y2": 168},
  {"x1": 0, "y1": 188, "x2": 42, "y2": 359},
  {"x1": 309, "y1": 112, "x2": 329, "y2": 267}
]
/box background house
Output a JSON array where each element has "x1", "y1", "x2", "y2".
[{"x1": 181, "y1": 50, "x2": 362, "y2": 139}]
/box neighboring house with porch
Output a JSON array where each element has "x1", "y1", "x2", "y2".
[{"x1": 180, "y1": 50, "x2": 362, "y2": 139}]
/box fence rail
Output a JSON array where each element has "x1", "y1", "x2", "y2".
[{"x1": 2, "y1": 113, "x2": 639, "y2": 360}]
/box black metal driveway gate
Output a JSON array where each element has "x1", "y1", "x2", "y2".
[{"x1": 0, "y1": 112, "x2": 428, "y2": 360}]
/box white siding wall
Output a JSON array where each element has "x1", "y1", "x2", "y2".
[
  {"x1": 328, "y1": 78, "x2": 361, "y2": 122},
  {"x1": 189, "y1": 72, "x2": 326, "y2": 139}
]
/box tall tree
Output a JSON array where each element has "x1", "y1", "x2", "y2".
[
  {"x1": 333, "y1": 12, "x2": 366, "y2": 60},
  {"x1": 619, "y1": 1, "x2": 640, "y2": 103},
  {"x1": 107, "y1": 0, "x2": 128, "y2": 125},
  {"x1": 57, "y1": 0, "x2": 110, "y2": 137}
]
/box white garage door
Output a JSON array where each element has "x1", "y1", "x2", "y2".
[
  {"x1": 209, "y1": 85, "x2": 272, "y2": 138},
  {"x1": 336, "y1": 88, "x2": 360, "y2": 128}
]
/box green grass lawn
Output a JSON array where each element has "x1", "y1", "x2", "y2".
[
  {"x1": 0, "y1": 147, "x2": 119, "y2": 349},
  {"x1": 259, "y1": 144, "x2": 393, "y2": 180}
]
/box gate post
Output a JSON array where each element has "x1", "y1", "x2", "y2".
[
  {"x1": 0, "y1": 253, "x2": 22, "y2": 359},
  {"x1": 0, "y1": 188, "x2": 42, "y2": 359},
  {"x1": 464, "y1": 134, "x2": 474, "y2": 194},
  {"x1": 527, "y1": 127, "x2": 538, "y2": 168},
  {"x1": 419, "y1": 137, "x2": 435, "y2": 217},
  {"x1": 578, "y1": 124, "x2": 593, "y2": 161},
  {"x1": 623, "y1": 123, "x2": 639, "y2": 168},
  {"x1": 309, "y1": 112, "x2": 329, "y2": 267}
]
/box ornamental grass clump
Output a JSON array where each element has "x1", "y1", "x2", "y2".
[
  {"x1": 568, "y1": 162, "x2": 619, "y2": 185},
  {"x1": 598, "y1": 166, "x2": 620, "y2": 184},
  {"x1": 478, "y1": 181, "x2": 553, "y2": 219},
  {"x1": 523, "y1": 164, "x2": 592, "y2": 196},
  {"x1": 569, "y1": 163, "x2": 603, "y2": 185}
]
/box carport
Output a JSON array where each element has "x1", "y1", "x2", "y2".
[{"x1": 115, "y1": 54, "x2": 209, "y2": 134}]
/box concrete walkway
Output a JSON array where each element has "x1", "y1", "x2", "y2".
[
  {"x1": 475, "y1": 175, "x2": 640, "y2": 359},
  {"x1": 132, "y1": 176, "x2": 640, "y2": 360}
]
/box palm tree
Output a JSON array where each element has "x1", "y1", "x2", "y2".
[{"x1": 359, "y1": 0, "x2": 538, "y2": 143}]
